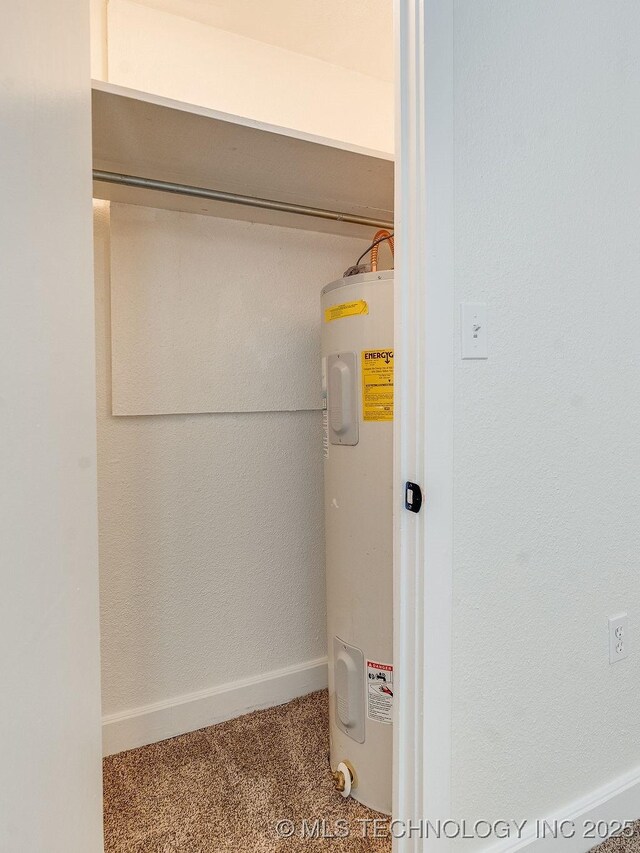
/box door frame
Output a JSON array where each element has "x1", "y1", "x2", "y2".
[{"x1": 394, "y1": 1, "x2": 455, "y2": 847}]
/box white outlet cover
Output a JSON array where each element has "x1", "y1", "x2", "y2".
[{"x1": 609, "y1": 614, "x2": 629, "y2": 663}]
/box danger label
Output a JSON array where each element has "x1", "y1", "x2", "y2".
[
  {"x1": 361, "y1": 349, "x2": 394, "y2": 421},
  {"x1": 367, "y1": 660, "x2": 393, "y2": 724},
  {"x1": 324, "y1": 300, "x2": 369, "y2": 322}
]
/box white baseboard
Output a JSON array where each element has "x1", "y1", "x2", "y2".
[
  {"x1": 483, "y1": 764, "x2": 640, "y2": 853},
  {"x1": 101, "y1": 656, "x2": 328, "y2": 757}
]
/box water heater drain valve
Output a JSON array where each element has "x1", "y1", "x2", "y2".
[{"x1": 332, "y1": 761, "x2": 356, "y2": 798}]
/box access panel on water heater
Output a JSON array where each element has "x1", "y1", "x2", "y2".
[
  {"x1": 333, "y1": 637, "x2": 365, "y2": 743},
  {"x1": 327, "y1": 352, "x2": 359, "y2": 446}
]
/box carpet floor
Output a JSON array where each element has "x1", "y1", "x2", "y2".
[
  {"x1": 103, "y1": 690, "x2": 640, "y2": 853},
  {"x1": 103, "y1": 690, "x2": 391, "y2": 852},
  {"x1": 596, "y1": 826, "x2": 640, "y2": 853}
]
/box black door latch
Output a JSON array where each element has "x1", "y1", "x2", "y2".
[{"x1": 404, "y1": 481, "x2": 422, "y2": 513}]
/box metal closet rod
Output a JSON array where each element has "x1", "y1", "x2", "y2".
[{"x1": 92, "y1": 170, "x2": 394, "y2": 230}]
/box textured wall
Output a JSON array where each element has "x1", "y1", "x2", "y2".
[
  {"x1": 95, "y1": 202, "x2": 372, "y2": 715},
  {"x1": 109, "y1": 204, "x2": 364, "y2": 415},
  {"x1": 452, "y1": 0, "x2": 640, "y2": 830}
]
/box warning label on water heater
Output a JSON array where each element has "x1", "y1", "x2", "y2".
[
  {"x1": 361, "y1": 349, "x2": 394, "y2": 421},
  {"x1": 367, "y1": 660, "x2": 393, "y2": 724},
  {"x1": 324, "y1": 299, "x2": 368, "y2": 322}
]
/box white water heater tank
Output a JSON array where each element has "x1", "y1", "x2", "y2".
[{"x1": 321, "y1": 269, "x2": 393, "y2": 815}]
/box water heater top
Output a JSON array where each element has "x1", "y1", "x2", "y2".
[{"x1": 321, "y1": 269, "x2": 394, "y2": 297}]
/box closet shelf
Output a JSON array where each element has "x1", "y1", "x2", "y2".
[{"x1": 91, "y1": 81, "x2": 394, "y2": 237}]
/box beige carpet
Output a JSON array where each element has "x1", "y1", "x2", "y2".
[
  {"x1": 104, "y1": 691, "x2": 640, "y2": 853},
  {"x1": 103, "y1": 690, "x2": 391, "y2": 852},
  {"x1": 596, "y1": 825, "x2": 640, "y2": 853}
]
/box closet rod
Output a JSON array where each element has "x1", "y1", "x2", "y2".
[{"x1": 93, "y1": 170, "x2": 394, "y2": 230}]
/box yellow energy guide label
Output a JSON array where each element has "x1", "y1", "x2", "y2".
[
  {"x1": 361, "y1": 349, "x2": 394, "y2": 421},
  {"x1": 324, "y1": 299, "x2": 368, "y2": 322}
]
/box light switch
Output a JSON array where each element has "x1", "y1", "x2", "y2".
[{"x1": 461, "y1": 302, "x2": 488, "y2": 359}]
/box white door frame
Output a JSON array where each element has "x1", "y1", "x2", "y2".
[{"x1": 394, "y1": 1, "x2": 455, "y2": 847}]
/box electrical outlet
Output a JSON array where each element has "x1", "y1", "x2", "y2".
[{"x1": 609, "y1": 614, "x2": 629, "y2": 663}]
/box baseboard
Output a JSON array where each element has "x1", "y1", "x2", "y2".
[
  {"x1": 101, "y1": 656, "x2": 328, "y2": 756},
  {"x1": 482, "y1": 764, "x2": 640, "y2": 853}
]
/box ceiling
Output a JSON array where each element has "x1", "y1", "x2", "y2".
[{"x1": 130, "y1": 0, "x2": 394, "y2": 82}]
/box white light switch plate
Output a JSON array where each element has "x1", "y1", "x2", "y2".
[{"x1": 461, "y1": 302, "x2": 488, "y2": 359}]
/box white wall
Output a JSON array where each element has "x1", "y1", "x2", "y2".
[
  {"x1": 125, "y1": 0, "x2": 394, "y2": 83},
  {"x1": 108, "y1": 204, "x2": 339, "y2": 415},
  {"x1": 106, "y1": 0, "x2": 394, "y2": 153},
  {"x1": 95, "y1": 203, "x2": 373, "y2": 750},
  {"x1": 91, "y1": 0, "x2": 108, "y2": 79},
  {"x1": 0, "y1": 1, "x2": 103, "y2": 850},
  {"x1": 452, "y1": 0, "x2": 640, "y2": 838}
]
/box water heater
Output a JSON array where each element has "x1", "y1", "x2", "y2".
[{"x1": 321, "y1": 269, "x2": 393, "y2": 815}]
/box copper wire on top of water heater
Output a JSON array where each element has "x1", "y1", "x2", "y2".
[{"x1": 370, "y1": 230, "x2": 394, "y2": 272}]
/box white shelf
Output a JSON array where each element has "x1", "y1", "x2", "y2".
[{"x1": 91, "y1": 81, "x2": 394, "y2": 237}]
